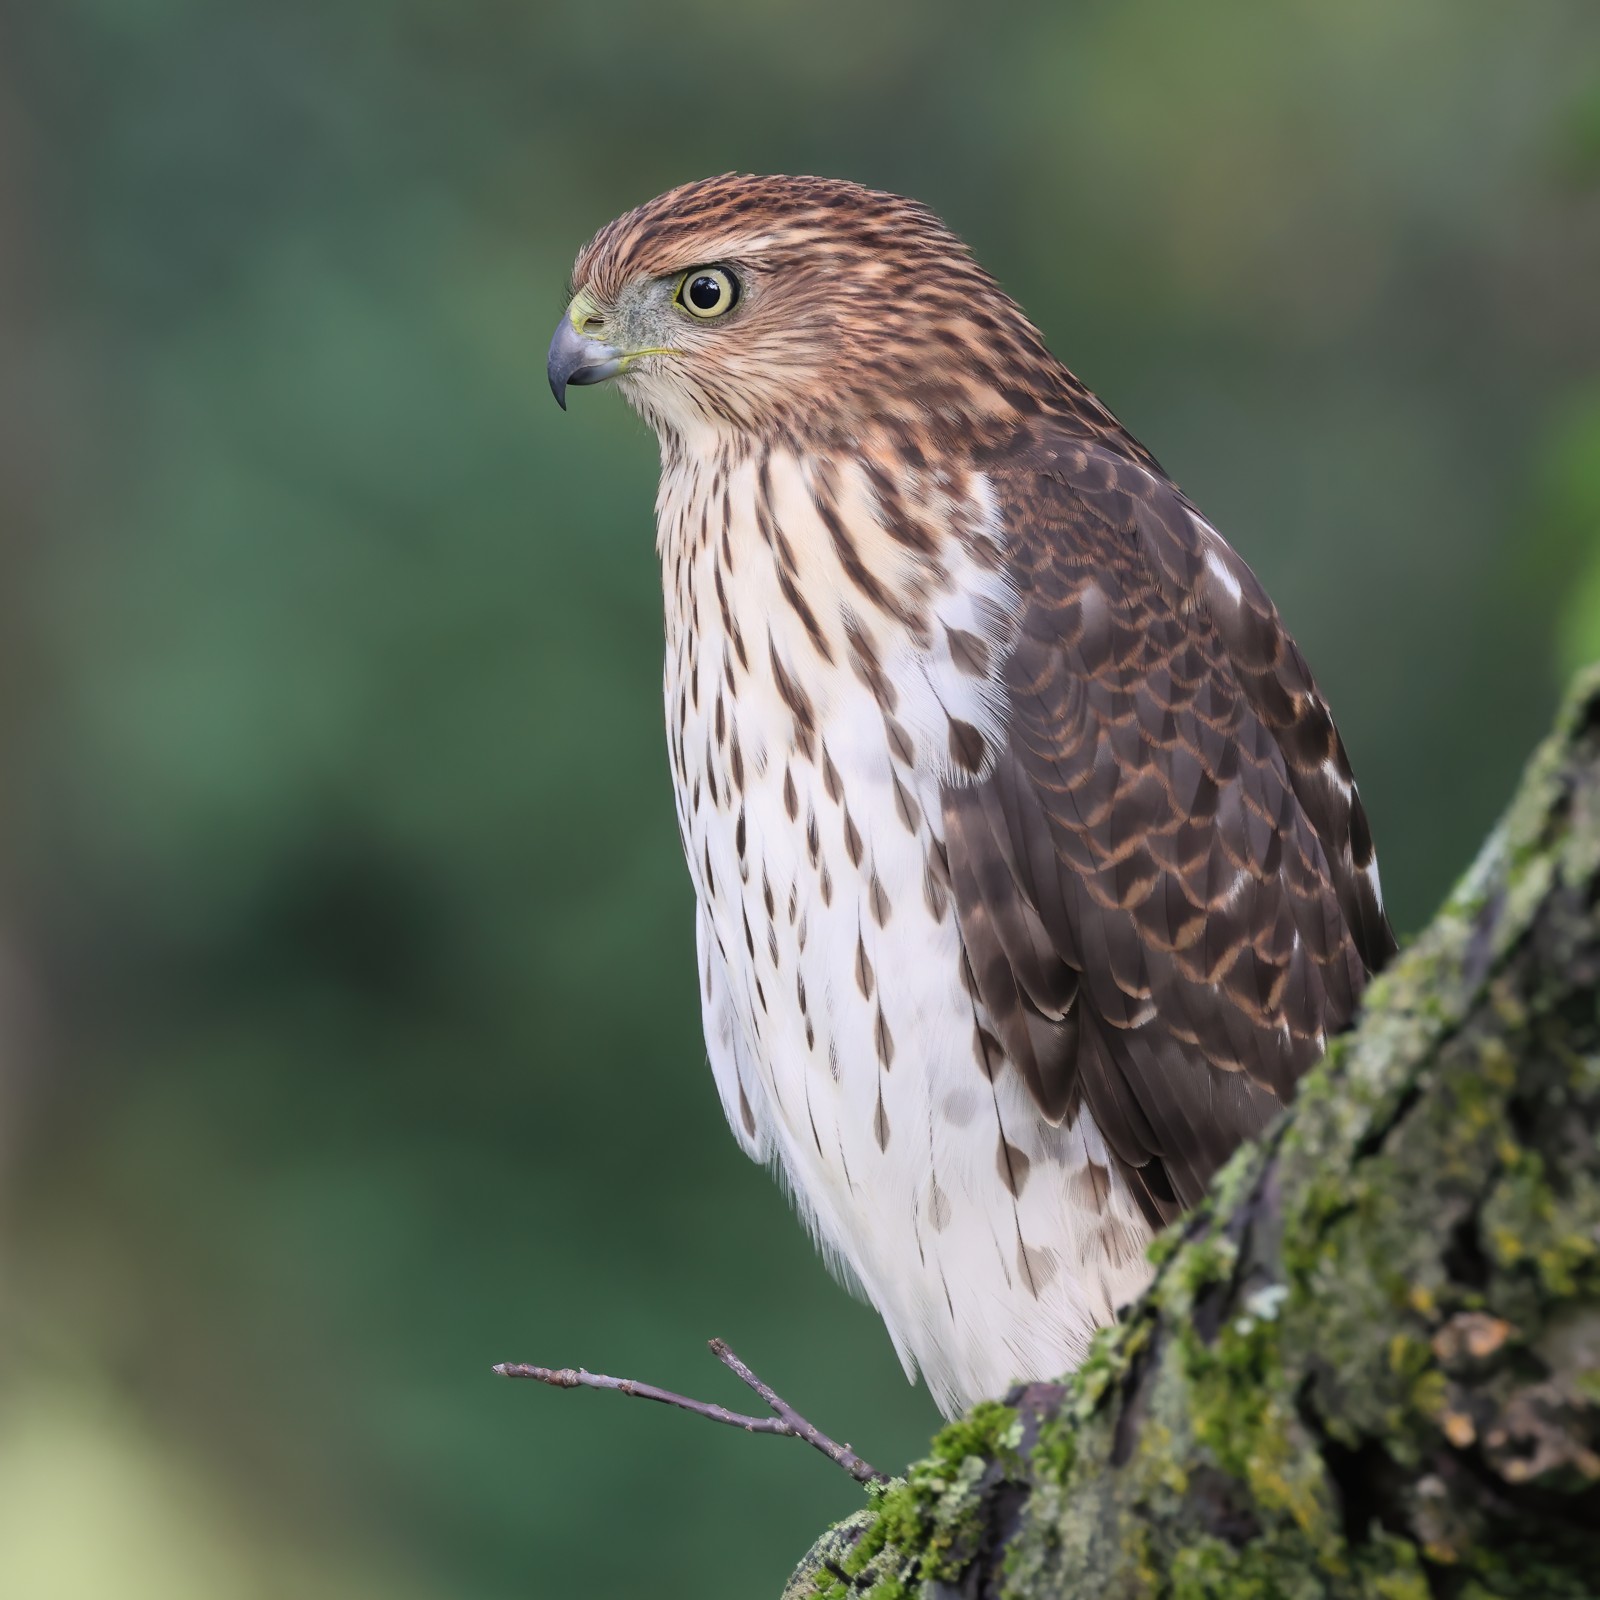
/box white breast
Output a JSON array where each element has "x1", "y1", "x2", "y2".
[{"x1": 657, "y1": 446, "x2": 1155, "y2": 1416}]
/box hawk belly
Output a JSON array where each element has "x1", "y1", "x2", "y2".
[{"x1": 660, "y1": 449, "x2": 1154, "y2": 1417}]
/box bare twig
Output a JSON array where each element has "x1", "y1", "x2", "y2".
[{"x1": 494, "y1": 1337, "x2": 887, "y2": 1485}]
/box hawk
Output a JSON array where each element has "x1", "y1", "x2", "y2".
[{"x1": 548, "y1": 175, "x2": 1393, "y2": 1417}]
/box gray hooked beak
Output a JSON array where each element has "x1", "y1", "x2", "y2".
[{"x1": 547, "y1": 316, "x2": 623, "y2": 411}]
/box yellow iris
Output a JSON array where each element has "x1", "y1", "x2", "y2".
[{"x1": 676, "y1": 266, "x2": 740, "y2": 320}]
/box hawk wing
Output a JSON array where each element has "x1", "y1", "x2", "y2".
[{"x1": 944, "y1": 426, "x2": 1395, "y2": 1227}]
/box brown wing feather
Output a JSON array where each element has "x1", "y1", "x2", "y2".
[{"x1": 946, "y1": 426, "x2": 1395, "y2": 1226}]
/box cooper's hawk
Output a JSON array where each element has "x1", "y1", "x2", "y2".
[{"x1": 548, "y1": 175, "x2": 1393, "y2": 1417}]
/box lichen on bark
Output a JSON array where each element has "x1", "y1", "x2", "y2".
[{"x1": 785, "y1": 669, "x2": 1600, "y2": 1599}]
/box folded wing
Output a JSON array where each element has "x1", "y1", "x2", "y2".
[{"x1": 944, "y1": 427, "x2": 1395, "y2": 1225}]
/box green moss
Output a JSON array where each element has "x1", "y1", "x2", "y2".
[
  {"x1": 1166, "y1": 1535, "x2": 1351, "y2": 1600},
  {"x1": 1168, "y1": 1537, "x2": 1271, "y2": 1600},
  {"x1": 1484, "y1": 1142, "x2": 1600, "y2": 1300},
  {"x1": 1165, "y1": 1233, "x2": 1239, "y2": 1309},
  {"x1": 1028, "y1": 1409, "x2": 1077, "y2": 1486},
  {"x1": 1174, "y1": 1272, "x2": 1347, "y2": 1565},
  {"x1": 1357, "y1": 1536, "x2": 1434, "y2": 1600},
  {"x1": 783, "y1": 1511, "x2": 876, "y2": 1600},
  {"x1": 806, "y1": 1401, "x2": 1025, "y2": 1599},
  {"x1": 1144, "y1": 1229, "x2": 1184, "y2": 1269}
]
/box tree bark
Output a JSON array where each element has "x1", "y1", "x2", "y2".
[{"x1": 784, "y1": 669, "x2": 1600, "y2": 1600}]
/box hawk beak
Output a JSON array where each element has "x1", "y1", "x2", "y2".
[{"x1": 547, "y1": 315, "x2": 623, "y2": 411}]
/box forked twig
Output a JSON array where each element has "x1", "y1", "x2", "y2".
[{"x1": 494, "y1": 1336, "x2": 887, "y2": 1485}]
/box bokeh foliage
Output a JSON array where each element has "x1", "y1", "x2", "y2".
[{"x1": 0, "y1": 3, "x2": 1595, "y2": 1596}]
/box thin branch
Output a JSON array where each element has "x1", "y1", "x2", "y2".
[
  {"x1": 705, "y1": 1338, "x2": 886, "y2": 1484},
  {"x1": 495, "y1": 1338, "x2": 887, "y2": 1485}
]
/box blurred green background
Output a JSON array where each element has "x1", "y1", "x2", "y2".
[{"x1": 0, "y1": 2, "x2": 1597, "y2": 1595}]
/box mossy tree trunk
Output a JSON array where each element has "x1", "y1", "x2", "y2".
[{"x1": 785, "y1": 670, "x2": 1600, "y2": 1600}]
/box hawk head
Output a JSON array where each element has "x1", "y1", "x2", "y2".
[{"x1": 548, "y1": 173, "x2": 1069, "y2": 449}]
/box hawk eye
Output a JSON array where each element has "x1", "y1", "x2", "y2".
[{"x1": 677, "y1": 266, "x2": 740, "y2": 320}]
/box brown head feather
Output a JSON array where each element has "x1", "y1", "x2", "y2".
[{"x1": 569, "y1": 173, "x2": 1136, "y2": 454}]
